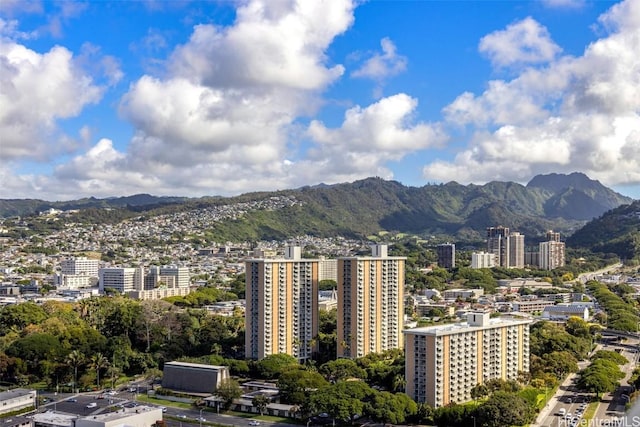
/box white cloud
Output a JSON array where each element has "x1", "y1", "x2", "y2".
[
  {"x1": 0, "y1": 41, "x2": 105, "y2": 161},
  {"x1": 351, "y1": 37, "x2": 407, "y2": 80},
  {"x1": 302, "y1": 94, "x2": 446, "y2": 181},
  {"x1": 479, "y1": 17, "x2": 561, "y2": 68},
  {"x1": 425, "y1": 0, "x2": 640, "y2": 188},
  {"x1": 168, "y1": 0, "x2": 352, "y2": 90},
  {"x1": 541, "y1": 0, "x2": 585, "y2": 9}
]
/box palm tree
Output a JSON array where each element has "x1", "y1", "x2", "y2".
[
  {"x1": 65, "y1": 350, "x2": 84, "y2": 393},
  {"x1": 91, "y1": 353, "x2": 109, "y2": 389},
  {"x1": 106, "y1": 365, "x2": 121, "y2": 390}
]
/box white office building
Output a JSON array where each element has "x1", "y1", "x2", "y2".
[{"x1": 471, "y1": 252, "x2": 495, "y2": 269}]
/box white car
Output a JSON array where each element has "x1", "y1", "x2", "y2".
[
  {"x1": 249, "y1": 421, "x2": 261, "y2": 426},
  {"x1": 86, "y1": 402, "x2": 97, "y2": 409}
]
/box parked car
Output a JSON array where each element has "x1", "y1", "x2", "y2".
[
  {"x1": 86, "y1": 403, "x2": 97, "y2": 409},
  {"x1": 67, "y1": 398, "x2": 77, "y2": 403}
]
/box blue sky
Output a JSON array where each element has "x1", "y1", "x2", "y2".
[{"x1": 1, "y1": 0, "x2": 638, "y2": 201}]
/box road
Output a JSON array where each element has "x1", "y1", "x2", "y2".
[
  {"x1": 577, "y1": 263, "x2": 623, "y2": 283},
  {"x1": 533, "y1": 339, "x2": 638, "y2": 427}
]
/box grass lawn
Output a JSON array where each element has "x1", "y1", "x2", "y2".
[
  {"x1": 135, "y1": 394, "x2": 194, "y2": 410},
  {"x1": 580, "y1": 400, "x2": 599, "y2": 423}
]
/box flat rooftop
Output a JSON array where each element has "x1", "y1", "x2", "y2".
[
  {"x1": 404, "y1": 316, "x2": 532, "y2": 336},
  {"x1": 164, "y1": 361, "x2": 226, "y2": 370},
  {"x1": 83, "y1": 405, "x2": 161, "y2": 422}
]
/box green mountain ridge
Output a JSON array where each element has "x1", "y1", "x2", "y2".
[
  {"x1": 0, "y1": 173, "x2": 634, "y2": 244},
  {"x1": 566, "y1": 200, "x2": 640, "y2": 259}
]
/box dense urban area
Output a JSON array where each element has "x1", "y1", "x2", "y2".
[{"x1": 1, "y1": 202, "x2": 639, "y2": 427}]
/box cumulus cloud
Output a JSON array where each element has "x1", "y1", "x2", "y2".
[
  {"x1": 301, "y1": 94, "x2": 446, "y2": 180},
  {"x1": 351, "y1": 37, "x2": 407, "y2": 80},
  {"x1": 0, "y1": 41, "x2": 105, "y2": 161},
  {"x1": 479, "y1": 17, "x2": 561, "y2": 68},
  {"x1": 168, "y1": 0, "x2": 352, "y2": 90},
  {"x1": 424, "y1": 0, "x2": 640, "y2": 188}
]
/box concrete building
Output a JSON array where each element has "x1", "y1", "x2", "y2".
[
  {"x1": 337, "y1": 244, "x2": 405, "y2": 358},
  {"x1": 32, "y1": 407, "x2": 162, "y2": 427},
  {"x1": 512, "y1": 300, "x2": 554, "y2": 314},
  {"x1": 539, "y1": 240, "x2": 566, "y2": 270},
  {"x1": 542, "y1": 305, "x2": 589, "y2": 321},
  {"x1": 145, "y1": 266, "x2": 190, "y2": 289},
  {"x1": 442, "y1": 288, "x2": 484, "y2": 301},
  {"x1": 404, "y1": 312, "x2": 531, "y2": 407},
  {"x1": 162, "y1": 361, "x2": 230, "y2": 394},
  {"x1": 508, "y1": 232, "x2": 525, "y2": 268},
  {"x1": 245, "y1": 246, "x2": 319, "y2": 361},
  {"x1": 318, "y1": 258, "x2": 338, "y2": 282},
  {"x1": 98, "y1": 267, "x2": 143, "y2": 293},
  {"x1": 75, "y1": 405, "x2": 163, "y2": 427},
  {"x1": 60, "y1": 257, "x2": 99, "y2": 277},
  {"x1": 436, "y1": 244, "x2": 456, "y2": 269},
  {"x1": 471, "y1": 252, "x2": 495, "y2": 269},
  {"x1": 0, "y1": 388, "x2": 36, "y2": 415},
  {"x1": 487, "y1": 226, "x2": 510, "y2": 267}
]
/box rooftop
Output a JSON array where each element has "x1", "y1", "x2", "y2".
[{"x1": 404, "y1": 316, "x2": 531, "y2": 336}]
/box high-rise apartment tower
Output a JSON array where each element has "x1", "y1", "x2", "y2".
[
  {"x1": 405, "y1": 312, "x2": 531, "y2": 407},
  {"x1": 337, "y1": 244, "x2": 405, "y2": 358},
  {"x1": 245, "y1": 246, "x2": 318, "y2": 361}
]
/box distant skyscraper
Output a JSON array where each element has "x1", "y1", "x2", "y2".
[
  {"x1": 487, "y1": 226, "x2": 510, "y2": 267},
  {"x1": 508, "y1": 232, "x2": 525, "y2": 268},
  {"x1": 405, "y1": 312, "x2": 531, "y2": 408},
  {"x1": 337, "y1": 244, "x2": 405, "y2": 358},
  {"x1": 245, "y1": 246, "x2": 318, "y2": 361},
  {"x1": 436, "y1": 243, "x2": 456, "y2": 269},
  {"x1": 540, "y1": 231, "x2": 565, "y2": 270},
  {"x1": 487, "y1": 226, "x2": 525, "y2": 268},
  {"x1": 546, "y1": 230, "x2": 561, "y2": 242}
]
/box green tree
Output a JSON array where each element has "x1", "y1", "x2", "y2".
[
  {"x1": 277, "y1": 368, "x2": 328, "y2": 405},
  {"x1": 309, "y1": 381, "x2": 374, "y2": 424},
  {"x1": 0, "y1": 302, "x2": 48, "y2": 332},
  {"x1": 255, "y1": 353, "x2": 299, "y2": 379},
  {"x1": 215, "y1": 378, "x2": 242, "y2": 409},
  {"x1": 65, "y1": 350, "x2": 85, "y2": 393},
  {"x1": 591, "y1": 350, "x2": 628, "y2": 365},
  {"x1": 476, "y1": 391, "x2": 535, "y2": 427},
  {"x1": 5, "y1": 333, "x2": 64, "y2": 378},
  {"x1": 252, "y1": 394, "x2": 270, "y2": 416},
  {"x1": 319, "y1": 359, "x2": 366, "y2": 383},
  {"x1": 91, "y1": 352, "x2": 109, "y2": 388},
  {"x1": 470, "y1": 383, "x2": 489, "y2": 404},
  {"x1": 319, "y1": 280, "x2": 337, "y2": 291},
  {"x1": 365, "y1": 392, "x2": 417, "y2": 426}
]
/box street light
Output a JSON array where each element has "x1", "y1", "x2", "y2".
[
  {"x1": 199, "y1": 408, "x2": 204, "y2": 427},
  {"x1": 471, "y1": 415, "x2": 476, "y2": 427}
]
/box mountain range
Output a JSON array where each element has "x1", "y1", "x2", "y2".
[{"x1": 0, "y1": 173, "x2": 634, "y2": 247}]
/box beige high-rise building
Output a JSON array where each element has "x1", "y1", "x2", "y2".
[
  {"x1": 405, "y1": 312, "x2": 531, "y2": 408},
  {"x1": 539, "y1": 241, "x2": 566, "y2": 270},
  {"x1": 245, "y1": 246, "x2": 318, "y2": 361},
  {"x1": 508, "y1": 232, "x2": 525, "y2": 268},
  {"x1": 337, "y1": 244, "x2": 405, "y2": 359}
]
